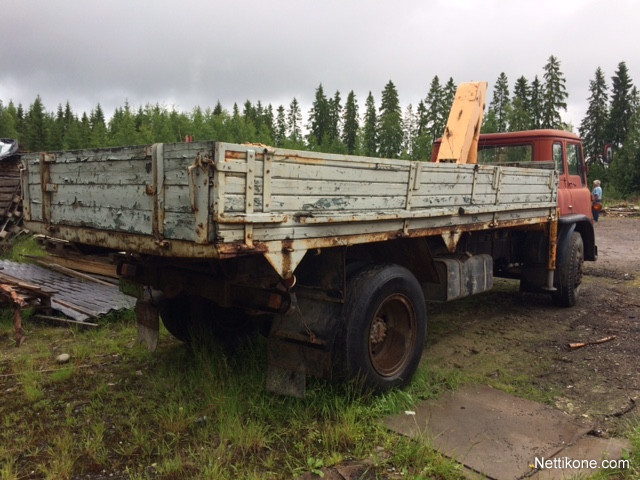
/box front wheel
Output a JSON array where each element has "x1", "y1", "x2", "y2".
[
  {"x1": 553, "y1": 232, "x2": 584, "y2": 307},
  {"x1": 340, "y1": 264, "x2": 427, "y2": 392}
]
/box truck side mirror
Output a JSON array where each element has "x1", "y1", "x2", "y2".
[{"x1": 604, "y1": 144, "x2": 613, "y2": 164}]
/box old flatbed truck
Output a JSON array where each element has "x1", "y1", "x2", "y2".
[{"x1": 20, "y1": 83, "x2": 596, "y2": 396}]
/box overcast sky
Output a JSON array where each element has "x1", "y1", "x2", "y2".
[{"x1": 2, "y1": 0, "x2": 638, "y2": 132}]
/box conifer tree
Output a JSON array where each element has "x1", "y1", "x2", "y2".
[
  {"x1": 508, "y1": 76, "x2": 532, "y2": 131},
  {"x1": 486, "y1": 72, "x2": 510, "y2": 132},
  {"x1": 79, "y1": 112, "x2": 91, "y2": 148},
  {"x1": 24, "y1": 95, "x2": 48, "y2": 151},
  {"x1": 90, "y1": 103, "x2": 107, "y2": 147},
  {"x1": 378, "y1": 80, "x2": 403, "y2": 159},
  {"x1": 274, "y1": 105, "x2": 287, "y2": 147},
  {"x1": 425, "y1": 76, "x2": 445, "y2": 139},
  {"x1": 342, "y1": 91, "x2": 359, "y2": 154},
  {"x1": 327, "y1": 90, "x2": 342, "y2": 145},
  {"x1": 579, "y1": 67, "x2": 609, "y2": 162},
  {"x1": 401, "y1": 104, "x2": 416, "y2": 159},
  {"x1": 263, "y1": 103, "x2": 275, "y2": 140},
  {"x1": 287, "y1": 97, "x2": 303, "y2": 145},
  {"x1": 609, "y1": 109, "x2": 640, "y2": 195},
  {"x1": 606, "y1": 61, "x2": 635, "y2": 148},
  {"x1": 362, "y1": 92, "x2": 378, "y2": 157},
  {"x1": 0, "y1": 100, "x2": 19, "y2": 139},
  {"x1": 416, "y1": 100, "x2": 428, "y2": 137},
  {"x1": 308, "y1": 84, "x2": 330, "y2": 147},
  {"x1": 541, "y1": 55, "x2": 568, "y2": 129},
  {"x1": 530, "y1": 76, "x2": 544, "y2": 129},
  {"x1": 412, "y1": 100, "x2": 432, "y2": 160},
  {"x1": 213, "y1": 101, "x2": 223, "y2": 116}
]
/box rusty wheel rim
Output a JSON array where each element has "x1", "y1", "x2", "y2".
[{"x1": 368, "y1": 294, "x2": 417, "y2": 378}]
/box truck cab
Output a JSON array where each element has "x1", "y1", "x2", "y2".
[
  {"x1": 432, "y1": 128, "x2": 596, "y2": 310},
  {"x1": 475, "y1": 130, "x2": 591, "y2": 219},
  {"x1": 433, "y1": 129, "x2": 592, "y2": 219},
  {"x1": 432, "y1": 129, "x2": 596, "y2": 260}
]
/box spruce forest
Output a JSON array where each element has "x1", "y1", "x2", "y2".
[{"x1": 1, "y1": 55, "x2": 639, "y2": 198}]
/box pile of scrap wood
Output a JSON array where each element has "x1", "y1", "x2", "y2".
[
  {"x1": 0, "y1": 257, "x2": 136, "y2": 325},
  {"x1": 0, "y1": 139, "x2": 26, "y2": 242},
  {"x1": 34, "y1": 236, "x2": 119, "y2": 282},
  {"x1": 604, "y1": 204, "x2": 640, "y2": 217},
  {"x1": 0, "y1": 269, "x2": 54, "y2": 345}
]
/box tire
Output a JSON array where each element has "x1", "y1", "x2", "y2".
[
  {"x1": 341, "y1": 264, "x2": 427, "y2": 392},
  {"x1": 553, "y1": 232, "x2": 584, "y2": 307},
  {"x1": 158, "y1": 295, "x2": 191, "y2": 342},
  {"x1": 158, "y1": 295, "x2": 258, "y2": 344}
]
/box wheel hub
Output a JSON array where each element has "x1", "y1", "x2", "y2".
[{"x1": 370, "y1": 316, "x2": 387, "y2": 344}]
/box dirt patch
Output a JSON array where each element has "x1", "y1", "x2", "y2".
[{"x1": 425, "y1": 215, "x2": 640, "y2": 434}]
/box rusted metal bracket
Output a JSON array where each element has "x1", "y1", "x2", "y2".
[
  {"x1": 492, "y1": 166, "x2": 503, "y2": 204},
  {"x1": 542, "y1": 218, "x2": 559, "y2": 291},
  {"x1": 441, "y1": 230, "x2": 462, "y2": 253},
  {"x1": 470, "y1": 164, "x2": 479, "y2": 204},
  {"x1": 263, "y1": 247, "x2": 308, "y2": 280},
  {"x1": 151, "y1": 143, "x2": 166, "y2": 240},
  {"x1": 188, "y1": 150, "x2": 213, "y2": 244},
  {"x1": 39, "y1": 153, "x2": 57, "y2": 225},
  {"x1": 20, "y1": 164, "x2": 31, "y2": 220},
  {"x1": 244, "y1": 149, "x2": 256, "y2": 247},
  {"x1": 404, "y1": 161, "x2": 422, "y2": 234},
  {"x1": 263, "y1": 149, "x2": 274, "y2": 212}
]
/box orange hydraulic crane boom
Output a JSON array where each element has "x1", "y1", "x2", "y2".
[{"x1": 435, "y1": 81, "x2": 487, "y2": 164}]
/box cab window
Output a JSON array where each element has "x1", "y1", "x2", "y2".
[
  {"x1": 567, "y1": 143, "x2": 586, "y2": 185},
  {"x1": 477, "y1": 144, "x2": 532, "y2": 164},
  {"x1": 552, "y1": 143, "x2": 564, "y2": 173}
]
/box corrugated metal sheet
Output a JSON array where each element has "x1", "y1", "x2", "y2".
[{"x1": 0, "y1": 259, "x2": 135, "y2": 321}]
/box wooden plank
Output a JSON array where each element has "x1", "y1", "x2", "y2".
[
  {"x1": 36, "y1": 254, "x2": 118, "y2": 278},
  {"x1": 226, "y1": 176, "x2": 410, "y2": 198},
  {"x1": 35, "y1": 261, "x2": 115, "y2": 286},
  {"x1": 45, "y1": 184, "x2": 152, "y2": 210},
  {"x1": 34, "y1": 314, "x2": 99, "y2": 327},
  {"x1": 49, "y1": 204, "x2": 154, "y2": 235}
]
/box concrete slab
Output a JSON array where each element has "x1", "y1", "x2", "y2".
[
  {"x1": 384, "y1": 384, "x2": 591, "y2": 480},
  {"x1": 530, "y1": 436, "x2": 632, "y2": 480}
]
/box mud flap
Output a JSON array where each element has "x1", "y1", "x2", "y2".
[
  {"x1": 135, "y1": 297, "x2": 159, "y2": 352},
  {"x1": 554, "y1": 223, "x2": 577, "y2": 289},
  {"x1": 265, "y1": 293, "x2": 339, "y2": 397},
  {"x1": 266, "y1": 364, "x2": 306, "y2": 398}
]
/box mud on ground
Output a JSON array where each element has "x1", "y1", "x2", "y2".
[{"x1": 425, "y1": 215, "x2": 640, "y2": 434}]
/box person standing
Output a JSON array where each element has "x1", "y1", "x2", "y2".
[{"x1": 592, "y1": 179, "x2": 603, "y2": 222}]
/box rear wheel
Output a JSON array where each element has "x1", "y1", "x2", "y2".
[
  {"x1": 553, "y1": 232, "x2": 584, "y2": 307},
  {"x1": 341, "y1": 264, "x2": 427, "y2": 391},
  {"x1": 157, "y1": 295, "x2": 191, "y2": 342},
  {"x1": 158, "y1": 295, "x2": 258, "y2": 344}
]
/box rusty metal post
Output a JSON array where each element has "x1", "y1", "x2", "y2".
[
  {"x1": 543, "y1": 218, "x2": 559, "y2": 291},
  {"x1": 13, "y1": 307, "x2": 25, "y2": 346},
  {"x1": 135, "y1": 292, "x2": 160, "y2": 352}
]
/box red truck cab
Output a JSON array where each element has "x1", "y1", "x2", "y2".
[
  {"x1": 432, "y1": 129, "x2": 597, "y2": 262},
  {"x1": 432, "y1": 129, "x2": 594, "y2": 220}
]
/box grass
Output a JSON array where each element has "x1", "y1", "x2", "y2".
[
  {"x1": 0, "y1": 308, "x2": 468, "y2": 479},
  {"x1": 0, "y1": 234, "x2": 46, "y2": 262},
  {"x1": 1, "y1": 311, "x2": 638, "y2": 479},
  {"x1": 1, "y1": 240, "x2": 639, "y2": 479}
]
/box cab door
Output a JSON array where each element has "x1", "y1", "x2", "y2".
[
  {"x1": 553, "y1": 142, "x2": 572, "y2": 216},
  {"x1": 566, "y1": 141, "x2": 592, "y2": 218}
]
